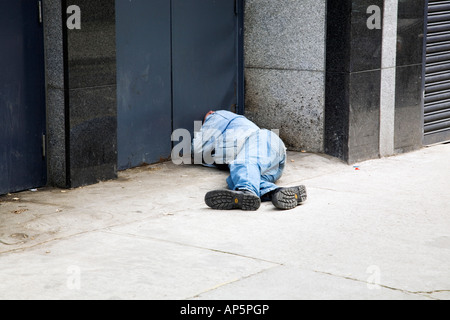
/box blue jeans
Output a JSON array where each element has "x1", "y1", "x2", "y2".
[{"x1": 226, "y1": 129, "x2": 286, "y2": 198}]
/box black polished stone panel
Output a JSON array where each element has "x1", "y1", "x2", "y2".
[
  {"x1": 68, "y1": 85, "x2": 117, "y2": 187},
  {"x1": 325, "y1": 0, "x2": 383, "y2": 163},
  {"x1": 327, "y1": 0, "x2": 383, "y2": 73},
  {"x1": 348, "y1": 70, "x2": 381, "y2": 164},
  {"x1": 70, "y1": 113, "x2": 117, "y2": 187},
  {"x1": 69, "y1": 86, "x2": 117, "y2": 177},
  {"x1": 67, "y1": 0, "x2": 116, "y2": 88},
  {"x1": 394, "y1": 64, "x2": 424, "y2": 153},
  {"x1": 349, "y1": 0, "x2": 383, "y2": 72},
  {"x1": 64, "y1": 0, "x2": 117, "y2": 187},
  {"x1": 326, "y1": 1, "x2": 352, "y2": 73},
  {"x1": 69, "y1": 86, "x2": 116, "y2": 128},
  {"x1": 394, "y1": 0, "x2": 425, "y2": 153},
  {"x1": 325, "y1": 70, "x2": 381, "y2": 164},
  {"x1": 325, "y1": 72, "x2": 350, "y2": 161},
  {"x1": 397, "y1": 0, "x2": 426, "y2": 67}
]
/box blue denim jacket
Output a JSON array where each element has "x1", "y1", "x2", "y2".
[
  {"x1": 192, "y1": 110, "x2": 259, "y2": 165},
  {"x1": 193, "y1": 111, "x2": 287, "y2": 197}
]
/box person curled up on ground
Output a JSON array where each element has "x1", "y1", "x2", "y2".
[{"x1": 192, "y1": 110, "x2": 307, "y2": 211}]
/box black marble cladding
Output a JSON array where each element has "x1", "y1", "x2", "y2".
[
  {"x1": 325, "y1": 0, "x2": 383, "y2": 164},
  {"x1": 65, "y1": 0, "x2": 117, "y2": 187},
  {"x1": 395, "y1": 64, "x2": 424, "y2": 153},
  {"x1": 395, "y1": 0, "x2": 425, "y2": 152},
  {"x1": 347, "y1": 70, "x2": 381, "y2": 163},
  {"x1": 397, "y1": 0, "x2": 426, "y2": 67}
]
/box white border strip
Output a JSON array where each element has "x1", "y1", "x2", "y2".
[{"x1": 379, "y1": 0, "x2": 398, "y2": 157}]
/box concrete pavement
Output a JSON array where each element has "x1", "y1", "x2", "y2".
[{"x1": 0, "y1": 144, "x2": 449, "y2": 300}]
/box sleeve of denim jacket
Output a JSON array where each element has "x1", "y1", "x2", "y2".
[{"x1": 213, "y1": 117, "x2": 260, "y2": 164}]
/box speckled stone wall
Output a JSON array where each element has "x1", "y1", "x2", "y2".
[
  {"x1": 43, "y1": 0, "x2": 67, "y2": 188},
  {"x1": 243, "y1": 0, "x2": 326, "y2": 152}
]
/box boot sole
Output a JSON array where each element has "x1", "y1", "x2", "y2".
[
  {"x1": 272, "y1": 186, "x2": 307, "y2": 210},
  {"x1": 205, "y1": 190, "x2": 261, "y2": 211}
]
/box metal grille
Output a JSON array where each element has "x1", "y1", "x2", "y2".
[{"x1": 424, "y1": 0, "x2": 450, "y2": 144}]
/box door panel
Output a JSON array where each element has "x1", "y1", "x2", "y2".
[
  {"x1": 172, "y1": 0, "x2": 238, "y2": 134},
  {"x1": 116, "y1": 0, "x2": 242, "y2": 170},
  {"x1": 116, "y1": 0, "x2": 173, "y2": 170},
  {"x1": 0, "y1": 0, "x2": 46, "y2": 195}
]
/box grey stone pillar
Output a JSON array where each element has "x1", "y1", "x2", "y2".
[
  {"x1": 325, "y1": 0, "x2": 425, "y2": 164},
  {"x1": 325, "y1": 0, "x2": 384, "y2": 164},
  {"x1": 43, "y1": 0, "x2": 67, "y2": 188}
]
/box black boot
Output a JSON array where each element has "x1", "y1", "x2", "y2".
[
  {"x1": 271, "y1": 185, "x2": 307, "y2": 210},
  {"x1": 205, "y1": 190, "x2": 261, "y2": 211}
]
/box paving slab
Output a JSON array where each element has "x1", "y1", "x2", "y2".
[
  {"x1": 0, "y1": 145, "x2": 449, "y2": 300},
  {"x1": 0, "y1": 230, "x2": 276, "y2": 300},
  {"x1": 194, "y1": 265, "x2": 429, "y2": 300}
]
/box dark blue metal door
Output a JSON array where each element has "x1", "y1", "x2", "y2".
[
  {"x1": 172, "y1": 0, "x2": 240, "y2": 134},
  {"x1": 116, "y1": 0, "x2": 172, "y2": 170},
  {"x1": 0, "y1": 0, "x2": 46, "y2": 195},
  {"x1": 116, "y1": 0, "x2": 243, "y2": 170}
]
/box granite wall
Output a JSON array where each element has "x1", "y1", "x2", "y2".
[
  {"x1": 43, "y1": 0, "x2": 66, "y2": 188},
  {"x1": 243, "y1": 0, "x2": 327, "y2": 152}
]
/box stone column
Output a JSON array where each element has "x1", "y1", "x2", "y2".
[
  {"x1": 325, "y1": 0, "x2": 425, "y2": 164},
  {"x1": 43, "y1": 0, "x2": 67, "y2": 188},
  {"x1": 44, "y1": 0, "x2": 117, "y2": 188},
  {"x1": 325, "y1": 0, "x2": 384, "y2": 164}
]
